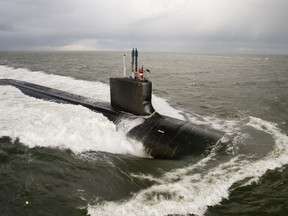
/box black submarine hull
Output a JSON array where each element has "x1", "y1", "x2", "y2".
[{"x1": 0, "y1": 79, "x2": 224, "y2": 158}]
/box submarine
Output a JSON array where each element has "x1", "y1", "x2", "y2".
[{"x1": 0, "y1": 49, "x2": 224, "y2": 158}]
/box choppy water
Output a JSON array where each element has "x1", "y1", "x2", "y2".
[{"x1": 0, "y1": 51, "x2": 288, "y2": 216}]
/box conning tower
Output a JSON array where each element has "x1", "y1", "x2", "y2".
[{"x1": 110, "y1": 48, "x2": 155, "y2": 116}]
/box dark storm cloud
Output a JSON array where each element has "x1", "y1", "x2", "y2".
[{"x1": 0, "y1": 0, "x2": 288, "y2": 54}]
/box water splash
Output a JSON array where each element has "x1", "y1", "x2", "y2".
[
  {"x1": 0, "y1": 66, "x2": 145, "y2": 156},
  {"x1": 88, "y1": 117, "x2": 288, "y2": 216}
]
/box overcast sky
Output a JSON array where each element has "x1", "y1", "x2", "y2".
[{"x1": 1, "y1": 0, "x2": 288, "y2": 54}]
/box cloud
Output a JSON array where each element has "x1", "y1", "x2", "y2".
[{"x1": 0, "y1": 0, "x2": 288, "y2": 53}]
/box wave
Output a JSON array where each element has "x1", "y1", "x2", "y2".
[
  {"x1": 87, "y1": 117, "x2": 288, "y2": 216},
  {"x1": 0, "y1": 65, "x2": 146, "y2": 156},
  {"x1": 2, "y1": 65, "x2": 287, "y2": 215}
]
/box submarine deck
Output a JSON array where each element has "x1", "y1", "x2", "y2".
[{"x1": 0, "y1": 78, "x2": 121, "y2": 122}]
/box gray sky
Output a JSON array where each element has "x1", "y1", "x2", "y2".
[{"x1": 1, "y1": 0, "x2": 288, "y2": 54}]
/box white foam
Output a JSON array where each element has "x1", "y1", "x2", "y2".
[
  {"x1": 152, "y1": 91, "x2": 242, "y2": 134},
  {"x1": 88, "y1": 116, "x2": 288, "y2": 216},
  {"x1": 0, "y1": 65, "x2": 110, "y2": 101},
  {"x1": 0, "y1": 66, "x2": 147, "y2": 156},
  {"x1": 116, "y1": 116, "x2": 145, "y2": 134},
  {"x1": 152, "y1": 95, "x2": 185, "y2": 120},
  {"x1": 0, "y1": 85, "x2": 145, "y2": 156}
]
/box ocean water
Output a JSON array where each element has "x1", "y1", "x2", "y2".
[{"x1": 0, "y1": 51, "x2": 288, "y2": 216}]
